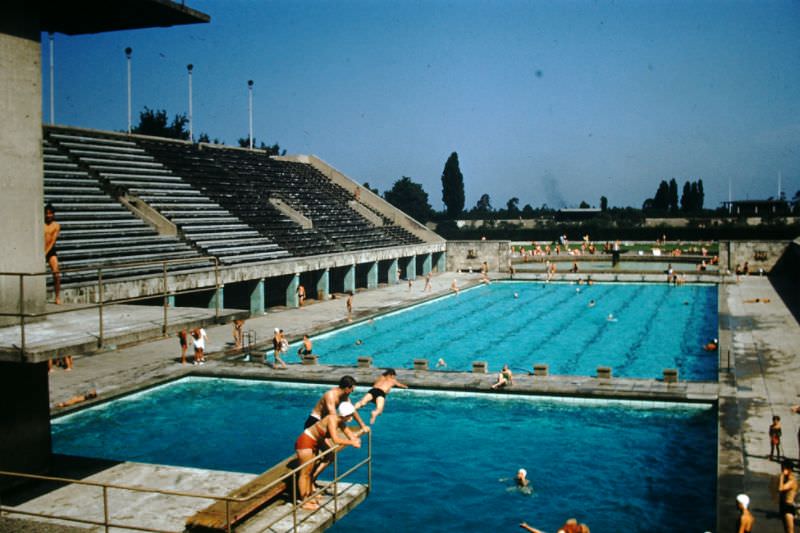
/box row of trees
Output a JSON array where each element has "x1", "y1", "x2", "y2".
[
  {"x1": 130, "y1": 107, "x2": 285, "y2": 155},
  {"x1": 643, "y1": 178, "x2": 705, "y2": 213}
]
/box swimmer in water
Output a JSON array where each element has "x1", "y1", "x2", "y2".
[
  {"x1": 513, "y1": 292, "x2": 519, "y2": 299},
  {"x1": 704, "y1": 338, "x2": 718, "y2": 352},
  {"x1": 516, "y1": 468, "x2": 529, "y2": 488},
  {"x1": 436, "y1": 358, "x2": 447, "y2": 368},
  {"x1": 355, "y1": 339, "x2": 364, "y2": 346},
  {"x1": 607, "y1": 313, "x2": 617, "y2": 322},
  {"x1": 588, "y1": 299, "x2": 596, "y2": 308}
]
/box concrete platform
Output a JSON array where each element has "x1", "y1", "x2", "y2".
[{"x1": 0, "y1": 303, "x2": 245, "y2": 364}]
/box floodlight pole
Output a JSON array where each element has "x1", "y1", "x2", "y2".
[
  {"x1": 248, "y1": 80, "x2": 254, "y2": 149},
  {"x1": 125, "y1": 47, "x2": 133, "y2": 134},
  {"x1": 187, "y1": 64, "x2": 194, "y2": 142},
  {"x1": 48, "y1": 33, "x2": 55, "y2": 125}
]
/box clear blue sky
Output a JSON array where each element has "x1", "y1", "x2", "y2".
[{"x1": 43, "y1": 0, "x2": 800, "y2": 210}]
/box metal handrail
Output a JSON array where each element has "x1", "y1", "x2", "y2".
[
  {"x1": 0, "y1": 429, "x2": 371, "y2": 533},
  {"x1": 0, "y1": 256, "x2": 221, "y2": 356}
]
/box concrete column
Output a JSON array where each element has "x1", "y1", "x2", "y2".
[
  {"x1": 0, "y1": 361, "x2": 51, "y2": 484},
  {"x1": 367, "y1": 261, "x2": 378, "y2": 289},
  {"x1": 421, "y1": 253, "x2": 432, "y2": 275},
  {"x1": 436, "y1": 252, "x2": 446, "y2": 273},
  {"x1": 344, "y1": 264, "x2": 356, "y2": 294},
  {"x1": 250, "y1": 278, "x2": 265, "y2": 315},
  {"x1": 406, "y1": 256, "x2": 417, "y2": 280},
  {"x1": 209, "y1": 286, "x2": 224, "y2": 310},
  {"x1": 0, "y1": 21, "x2": 45, "y2": 325},
  {"x1": 286, "y1": 273, "x2": 299, "y2": 307},
  {"x1": 388, "y1": 259, "x2": 399, "y2": 285},
  {"x1": 316, "y1": 269, "x2": 329, "y2": 300}
]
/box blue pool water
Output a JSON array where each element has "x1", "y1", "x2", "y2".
[
  {"x1": 52, "y1": 378, "x2": 716, "y2": 532},
  {"x1": 296, "y1": 282, "x2": 718, "y2": 379}
]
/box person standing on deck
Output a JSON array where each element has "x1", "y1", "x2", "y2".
[
  {"x1": 346, "y1": 292, "x2": 353, "y2": 322},
  {"x1": 44, "y1": 204, "x2": 62, "y2": 304},
  {"x1": 735, "y1": 494, "x2": 754, "y2": 533},
  {"x1": 271, "y1": 328, "x2": 288, "y2": 369},
  {"x1": 778, "y1": 460, "x2": 797, "y2": 533}
]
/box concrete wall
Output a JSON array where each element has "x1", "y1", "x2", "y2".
[
  {"x1": 275, "y1": 154, "x2": 444, "y2": 244},
  {"x1": 0, "y1": 18, "x2": 46, "y2": 325},
  {"x1": 719, "y1": 240, "x2": 792, "y2": 273},
  {"x1": 446, "y1": 240, "x2": 512, "y2": 273}
]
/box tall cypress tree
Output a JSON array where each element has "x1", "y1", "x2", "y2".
[
  {"x1": 441, "y1": 152, "x2": 465, "y2": 218},
  {"x1": 681, "y1": 181, "x2": 691, "y2": 212},
  {"x1": 697, "y1": 179, "x2": 705, "y2": 210},
  {"x1": 668, "y1": 179, "x2": 679, "y2": 213}
]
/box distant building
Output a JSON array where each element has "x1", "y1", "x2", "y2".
[
  {"x1": 721, "y1": 200, "x2": 790, "y2": 217},
  {"x1": 555, "y1": 208, "x2": 602, "y2": 221}
]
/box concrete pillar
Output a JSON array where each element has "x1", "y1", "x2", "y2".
[
  {"x1": 367, "y1": 261, "x2": 378, "y2": 289},
  {"x1": 0, "y1": 19, "x2": 45, "y2": 325},
  {"x1": 407, "y1": 256, "x2": 417, "y2": 280},
  {"x1": 0, "y1": 361, "x2": 51, "y2": 484},
  {"x1": 388, "y1": 259, "x2": 399, "y2": 285},
  {"x1": 250, "y1": 278, "x2": 265, "y2": 315},
  {"x1": 286, "y1": 273, "x2": 299, "y2": 307},
  {"x1": 209, "y1": 286, "x2": 224, "y2": 310},
  {"x1": 344, "y1": 264, "x2": 355, "y2": 294},
  {"x1": 436, "y1": 252, "x2": 446, "y2": 273},
  {"x1": 421, "y1": 253, "x2": 432, "y2": 275},
  {"x1": 316, "y1": 269, "x2": 329, "y2": 300}
]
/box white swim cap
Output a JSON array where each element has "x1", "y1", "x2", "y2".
[
  {"x1": 736, "y1": 494, "x2": 749, "y2": 508},
  {"x1": 274, "y1": 327, "x2": 280, "y2": 333},
  {"x1": 518, "y1": 468, "x2": 527, "y2": 477},
  {"x1": 337, "y1": 401, "x2": 355, "y2": 417}
]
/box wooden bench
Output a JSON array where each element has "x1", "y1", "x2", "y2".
[{"x1": 185, "y1": 454, "x2": 299, "y2": 531}]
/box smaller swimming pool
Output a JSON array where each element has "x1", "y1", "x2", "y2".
[{"x1": 52, "y1": 378, "x2": 717, "y2": 533}]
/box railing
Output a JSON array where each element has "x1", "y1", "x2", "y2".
[
  {"x1": 0, "y1": 256, "x2": 221, "y2": 357},
  {"x1": 0, "y1": 430, "x2": 371, "y2": 533}
]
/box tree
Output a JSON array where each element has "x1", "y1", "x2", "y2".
[
  {"x1": 522, "y1": 204, "x2": 535, "y2": 217},
  {"x1": 681, "y1": 181, "x2": 691, "y2": 212},
  {"x1": 362, "y1": 182, "x2": 379, "y2": 195},
  {"x1": 383, "y1": 177, "x2": 433, "y2": 223},
  {"x1": 668, "y1": 178, "x2": 679, "y2": 213},
  {"x1": 579, "y1": 200, "x2": 590, "y2": 208},
  {"x1": 506, "y1": 197, "x2": 520, "y2": 216},
  {"x1": 473, "y1": 193, "x2": 493, "y2": 215},
  {"x1": 652, "y1": 180, "x2": 670, "y2": 210},
  {"x1": 441, "y1": 152, "x2": 465, "y2": 218},
  {"x1": 197, "y1": 132, "x2": 221, "y2": 144},
  {"x1": 697, "y1": 179, "x2": 705, "y2": 210},
  {"x1": 131, "y1": 107, "x2": 189, "y2": 140},
  {"x1": 237, "y1": 137, "x2": 286, "y2": 156},
  {"x1": 600, "y1": 196, "x2": 608, "y2": 211}
]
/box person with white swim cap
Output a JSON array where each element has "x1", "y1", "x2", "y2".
[
  {"x1": 515, "y1": 468, "x2": 529, "y2": 488},
  {"x1": 294, "y1": 400, "x2": 361, "y2": 511},
  {"x1": 735, "y1": 493, "x2": 753, "y2": 533}
]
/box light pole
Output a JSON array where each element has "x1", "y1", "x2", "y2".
[
  {"x1": 48, "y1": 33, "x2": 55, "y2": 125},
  {"x1": 125, "y1": 47, "x2": 133, "y2": 134},
  {"x1": 247, "y1": 80, "x2": 254, "y2": 149},
  {"x1": 187, "y1": 64, "x2": 194, "y2": 142}
]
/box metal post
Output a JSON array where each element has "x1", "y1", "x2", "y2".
[
  {"x1": 102, "y1": 486, "x2": 109, "y2": 533},
  {"x1": 292, "y1": 469, "x2": 298, "y2": 532},
  {"x1": 333, "y1": 450, "x2": 339, "y2": 516},
  {"x1": 125, "y1": 47, "x2": 132, "y2": 134},
  {"x1": 187, "y1": 64, "x2": 194, "y2": 142},
  {"x1": 162, "y1": 262, "x2": 169, "y2": 335},
  {"x1": 225, "y1": 499, "x2": 231, "y2": 533},
  {"x1": 19, "y1": 275, "x2": 25, "y2": 357},
  {"x1": 98, "y1": 269, "x2": 104, "y2": 348},
  {"x1": 214, "y1": 261, "x2": 221, "y2": 321},
  {"x1": 247, "y1": 80, "x2": 254, "y2": 149},
  {"x1": 367, "y1": 429, "x2": 372, "y2": 493},
  {"x1": 49, "y1": 33, "x2": 55, "y2": 125}
]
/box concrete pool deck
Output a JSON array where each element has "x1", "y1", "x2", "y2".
[{"x1": 3, "y1": 271, "x2": 799, "y2": 532}]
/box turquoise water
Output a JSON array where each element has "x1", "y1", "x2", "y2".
[
  {"x1": 297, "y1": 282, "x2": 718, "y2": 380},
  {"x1": 517, "y1": 261, "x2": 718, "y2": 272},
  {"x1": 52, "y1": 378, "x2": 716, "y2": 533}
]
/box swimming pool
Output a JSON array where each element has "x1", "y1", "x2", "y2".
[
  {"x1": 515, "y1": 261, "x2": 718, "y2": 272},
  {"x1": 52, "y1": 378, "x2": 717, "y2": 533},
  {"x1": 295, "y1": 282, "x2": 718, "y2": 380}
]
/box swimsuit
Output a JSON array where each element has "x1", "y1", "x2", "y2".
[
  {"x1": 178, "y1": 332, "x2": 188, "y2": 348},
  {"x1": 304, "y1": 414, "x2": 321, "y2": 429},
  {"x1": 46, "y1": 245, "x2": 58, "y2": 261},
  {"x1": 295, "y1": 426, "x2": 324, "y2": 452},
  {"x1": 368, "y1": 387, "x2": 386, "y2": 402},
  {"x1": 299, "y1": 346, "x2": 312, "y2": 356}
]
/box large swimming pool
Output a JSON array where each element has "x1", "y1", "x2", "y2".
[
  {"x1": 52, "y1": 378, "x2": 716, "y2": 532},
  {"x1": 295, "y1": 282, "x2": 718, "y2": 380}
]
